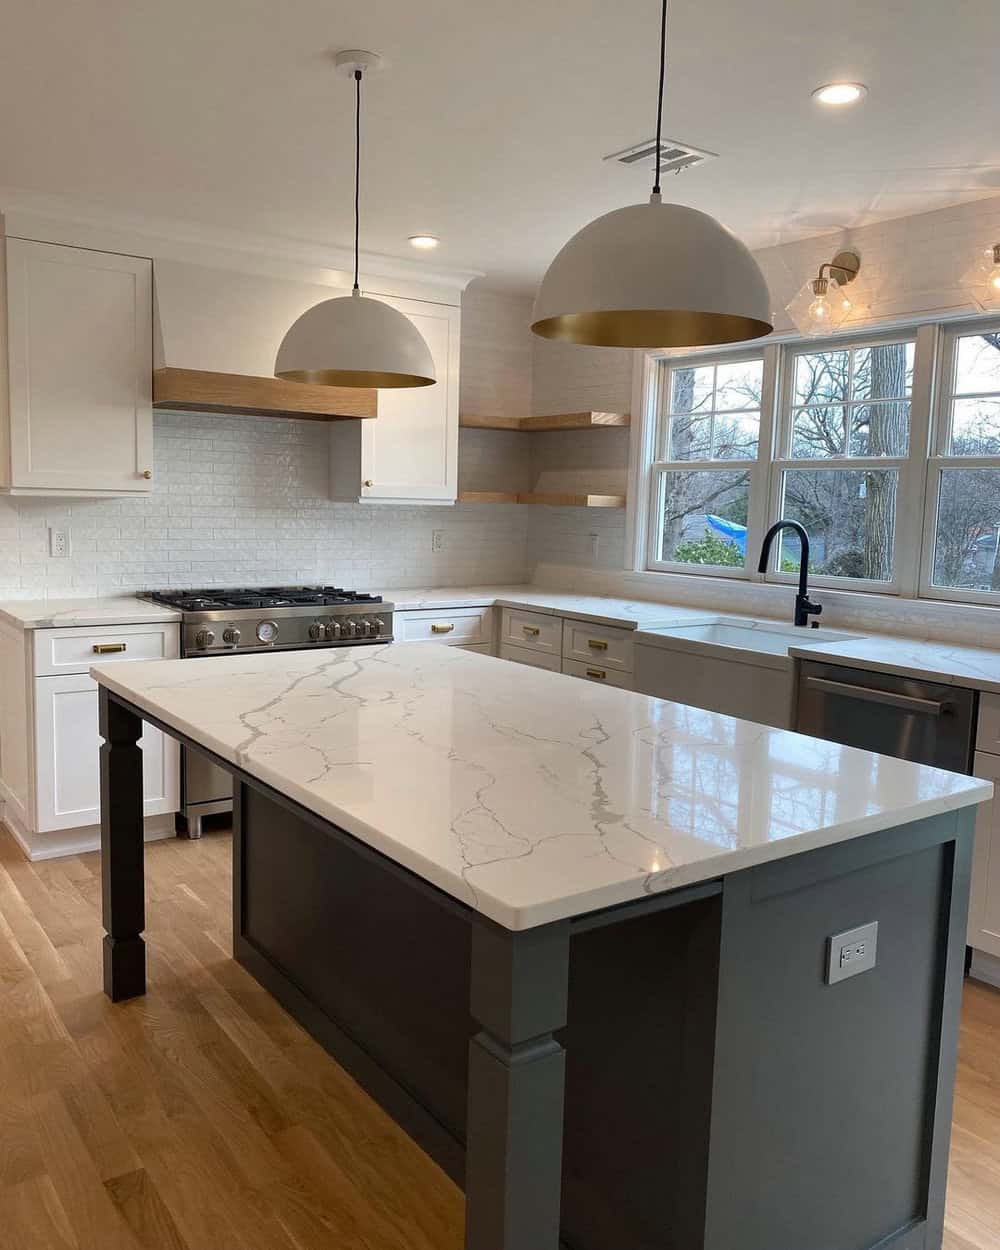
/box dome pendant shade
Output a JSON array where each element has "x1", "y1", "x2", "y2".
[
  {"x1": 275, "y1": 291, "x2": 436, "y2": 388},
  {"x1": 531, "y1": 200, "x2": 773, "y2": 349}
]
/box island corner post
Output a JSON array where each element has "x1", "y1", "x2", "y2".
[{"x1": 98, "y1": 680, "x2": 980, "y2": 1250}]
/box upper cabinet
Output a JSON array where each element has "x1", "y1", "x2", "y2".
[
  {"x1": 0, "y1": 238, "x2": 154, "y2": 495},
  {"x1": 329, "y1": 295, "x2": 461, "y2": 504}
]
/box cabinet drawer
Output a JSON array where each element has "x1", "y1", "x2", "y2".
[
  {"x1": 499, "y1": 643, "x2": 562, "y2": 672},
  {"x1": 34, "y1": 623, "x2": 179, "y2": 676},
  {"x1": 393, "y1": 606, "x2": 494, "y2": 647},
  {"x1": 978, "y1": 693, "x2": 1000, "y2": 754},
  {"x1": 562, "y1": 619, "x2": 634, "y2": 672},
  {"x1": 561, "y1": 658, "x2": 634, "y2": 689},
  {"x1": 500, "y1": 608, "x2": 561, "y2": 656}
]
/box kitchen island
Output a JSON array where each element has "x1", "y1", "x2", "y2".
[{"x1": 92, "y1": 643, "x2": 990, "y2": 1250}]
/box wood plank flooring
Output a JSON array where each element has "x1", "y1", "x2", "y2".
[{"x1": 0, "y1": 821, "x2": 997, "y2": 1250}]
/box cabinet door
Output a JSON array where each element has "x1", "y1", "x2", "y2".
[
  {"x1": 5, "y1": 239, "x2": 153, "y2": 493},
  {"x1": 970, "y1": 751, "x2": 1000, "y2": 958},
  {"x1": 34, "y1": 673, "x2": 178, "y2": 832},
  {"x1": 358, "y1": 295, "x2": 459, "y2": 502}
]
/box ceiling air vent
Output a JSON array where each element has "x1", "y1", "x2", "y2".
[{"x1": 603, "y1": 138, "x2": 717, "y2": 176}]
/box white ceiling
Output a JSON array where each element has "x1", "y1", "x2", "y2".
[{"x1": 1, "y1": 0, "x2": 997, "y2": 292}]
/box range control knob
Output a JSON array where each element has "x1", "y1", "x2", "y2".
[
  {"x1": 308, "y1": 621, "x2": 327, "y2": 642},
  {"x1": 345, "y1": 619, "x2": 360, "y2": 638},
  {"x1": 372, "y1": 617, "x2": 385, "y2": 636},
  {"x1": 195, "y1": 628, "x2": 215, "y2": 650},
  {"x1": 222, "y1": 626, "x2": 241, "y2": 646},
  {"x1": 328, "y1": 620, "x2": 343, "y2": 640},
  {"x1": 361, "y1": 618, "x2": 374, "y2": 637}
]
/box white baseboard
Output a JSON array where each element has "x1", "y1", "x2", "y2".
[
  {"x1": 3, "y1": 809, "x2": 177, "y2": 861},
  {"x1": 969, "y1": 948, "x2": 1000, "y2": 990}
]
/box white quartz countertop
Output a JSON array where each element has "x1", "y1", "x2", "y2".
[
  {"x1": 91, "y1": 643, "x2": 989, "y2": 931},
  {"x1": 789, "y1": 635, "x2": 1000, "y2": 696},
  {"x1": 379, "y1": 584, "x2": 717, "y2": 629},
  {"x1": 0, "y1": 596, "x2": 182, "y2": 630}
]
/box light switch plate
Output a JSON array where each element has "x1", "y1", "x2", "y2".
[{"x1": 827, "y1": 921, "x2": 878, "y2": 985}]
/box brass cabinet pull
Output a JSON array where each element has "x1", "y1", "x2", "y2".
[
  {"x1": 586, "y1": 668, "x2": 607, "y2": 679},
  {"x1": 587, "y1": 639, "x2": 609, "y2": 651},
  {"x1": 93, "y1": 642, "x2": 127, "y2": 654},
  {"x1": 142, "y1": 469, "x2": 153, "y2": 479},
  {"x1": 522, "y1": 625, "x2": 541, "y2": 637},
  {"x1": 363, "y1": 479, "x2": 374, "y2": 487},
  {"x1": 431, "y1": 623, "x2": 455, "y2": 634}
]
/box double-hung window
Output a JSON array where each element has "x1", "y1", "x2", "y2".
[
  {"x1": 925, "y1": 325, "x2": 1000, "y2": 600},
  {"x1": 766, "y1": 335, "x2": 917, "y2": 590},
  {"x1": 646, "y1": 352, "x2": 770, "y2": 575},
  {"x1": 638, "y1": 320, "x2": 1000, "y2": 605}
]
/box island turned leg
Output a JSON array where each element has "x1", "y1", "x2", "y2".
[
  {"x1": 464, "y1": 919, "x2": 570, "y2": 1250},
  {"x1": 99, "y1": 688, "x2": 146, "y2": 1001}
]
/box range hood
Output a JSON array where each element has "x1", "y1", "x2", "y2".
[{"x1": 152, "y1": 259, "x2": 376, "y2": 421}]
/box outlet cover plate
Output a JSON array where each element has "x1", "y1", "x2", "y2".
[{"x1": 827, "y1": 921, "x2": 878, "y2": 985}]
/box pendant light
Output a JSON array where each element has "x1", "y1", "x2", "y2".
[
  {"x1": 531, "y1": 0, "x2": 772, "y2": 349},
  {"x1": 275, "y1": 51, "x2": 436, "y2": 389}
]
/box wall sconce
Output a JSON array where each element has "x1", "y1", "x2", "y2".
[
  {"x1": 785, "y1": 249, "x2": 861, "y2": 336},
  {"x1": 965, "y1": 243, "x2": 1000, "y2": 309}
]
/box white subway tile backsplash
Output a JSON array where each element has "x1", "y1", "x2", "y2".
[{"x1": 0, "y1": 408, "x2": 530, "y2": 597}]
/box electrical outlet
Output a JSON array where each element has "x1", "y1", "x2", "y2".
[
  {"x1": 48, "y1": 527, "x2": 70, "y2": 558},
  {"x1": 431, "y1": 529, "x2": 444, "y2": 553},
  {"x1": 827, "y1": 921, "x2": 878, "y2": 985}
]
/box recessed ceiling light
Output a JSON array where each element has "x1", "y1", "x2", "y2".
[
  {"x1": 812, "y1": 81, "x2": 867, "y2": 106},
  {"x1": 408, "y1": 235, "x2": 440, "y2": 250}
]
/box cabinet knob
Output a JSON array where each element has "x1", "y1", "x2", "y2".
[
  {"x1": 363, "y1": 479, "x2": 374, "y2": 488},
  {"x1": 142, "y1": 469, "x2": 153, "y2": 479}
]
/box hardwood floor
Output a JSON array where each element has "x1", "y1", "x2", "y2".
[{"x1": 0, "y1": 822, "x2": 997, "y2": 1250}]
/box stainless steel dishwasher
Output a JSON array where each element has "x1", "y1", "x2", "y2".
[{"x1": 795, "y1": 659, "x2": 977, "y2": 773}]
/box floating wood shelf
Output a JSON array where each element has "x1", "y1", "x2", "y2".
[
  {"x1": 459, "y1": 411, "x2": 629, "y2": 432},
  {"x1": 459, "y1": 490, "x2": 625, "y2": 509},
  {"x1": 153, "y1": 368, "x2": 377, "y2": 422}
]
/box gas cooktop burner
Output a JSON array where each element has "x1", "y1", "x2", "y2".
[{"x1": 147, "y1": 586, "x2": 384, "y2": 611}]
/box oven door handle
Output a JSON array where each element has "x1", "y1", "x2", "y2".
[{"x1": 803, "y1": 675, "x2": 949, "y2": 717}]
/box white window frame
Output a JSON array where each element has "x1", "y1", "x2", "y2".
[
  {"x1": 764, "y1": 326, "x2": 929, "y2": 597},
  {"x1": 641, "y1": 345, "x2": 777, "y2": 579},
  {"x1": 920, "y1": 318, "x2": 1000, "y2": 605}
]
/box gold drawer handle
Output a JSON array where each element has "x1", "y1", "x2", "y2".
[
  {"x1": 586, "y1": 668, "x2": 607, "y2": 680},
  {"x1": 522, "y1": 625, "x2": 541, "y2": 637},
  {"x1": 141, "y1": 469, "x2": 153, "y2": 480},
  {"x1": 588, "y1": 639, "x2": 609, "y2": 651},
  {"x1": 93, "y1": 642, "x2": 127, "y2": 654},
  {"x1": 431, "y1": 623, "x2": 455, "y2": 634}
]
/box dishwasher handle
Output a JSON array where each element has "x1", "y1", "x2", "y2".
[{"x1": 803, "y1": 675, "x2": 951, "y2": 717}]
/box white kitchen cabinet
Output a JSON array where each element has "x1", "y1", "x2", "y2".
[
  {"x1": 970, "y1": 746, "x2": 1000, "y2": 963},
  {"x1": 500, "y1": 607, "x2": 562, "y2": 657},
  {"x1": 329, "y1": 295, "x2": 460, "y2": 504},
  {"x1": 34, "y1": 672, "x2": 177, "y2": 832},
  {"x1": 1, "y1": 237, "x2": 154, "y2": 495},
  {"x1": 393, "y1": 605, "x2": 494, "y2": 649},
  {"x1": 0, "y1": 619, "x2": 179, "y2": 859},
  {"x1": 499, "y1": 642, "x2": 562, "y2": 672},
  {"x1": 561, "y1": 658, "x2": 634, "y2": 689}
]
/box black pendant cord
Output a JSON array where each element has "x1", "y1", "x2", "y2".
[
  {"x1": 653, "y1": 0, "x2": 667, "y2": 196},
  {"x1": 353, "y1": 68, "x2": 361, "y2": 292}
]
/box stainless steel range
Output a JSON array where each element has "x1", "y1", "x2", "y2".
[{"x1": 141, "y1": 586, "x2": 394, "y2": 836}]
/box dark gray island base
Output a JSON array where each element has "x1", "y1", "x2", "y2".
[{"x1": 99, "y1": 687, "x2": 974, "y2": 1250}]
